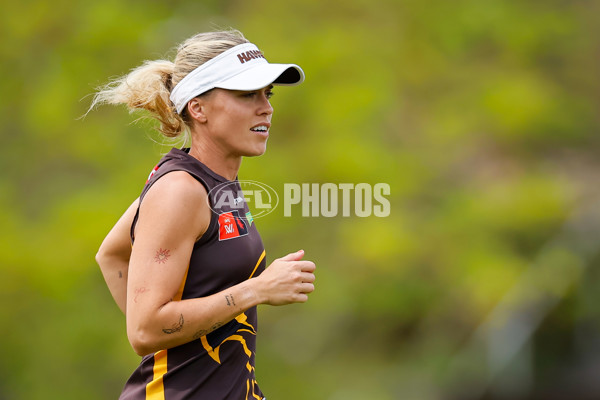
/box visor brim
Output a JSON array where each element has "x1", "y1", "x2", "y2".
[{"x1": 215, "y1": 63, "x2": 304, "y2": 91}]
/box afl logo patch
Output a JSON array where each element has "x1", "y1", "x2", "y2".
[{"x1": 218, "y1": 210, "x2": 249, "y2": 241}]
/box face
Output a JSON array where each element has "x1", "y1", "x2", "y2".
[{"x1": 191, "y1": 85, "x2": 274, "y2": 157}]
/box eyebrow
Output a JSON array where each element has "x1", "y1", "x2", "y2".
[{"x1": 232, "y1": 85, "x2": 274, "y2": 94}]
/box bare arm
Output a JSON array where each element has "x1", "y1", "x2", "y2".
[
  {"x1": 96, "y1": 198, "x2": 139, "y2": 314},
  {"x1": 127, "y1": 172, "x2": 316, "y2": 356}
]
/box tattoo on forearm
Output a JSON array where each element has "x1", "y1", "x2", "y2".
[
  {"x1": 154, "y1": 248, "x2": 171, "y2": 264},
  {"x1": 192, "y1": 321, "x2": 225, "y2": 340},
  {"x1": 225, "y1": 294, "x2": 236, "y2": 307},
  {"x1": 118, "y1": 270, "x2": 123, "y2": 278},
  {"x1": 134, "y1": 287, "x2": 149, "y2": 303},
  {"x1": 193, "y1": 329, "x2": 208, "y2": 340},
  {"x1": 162, "y1": 314, "x2": 184, "y2": 334}
]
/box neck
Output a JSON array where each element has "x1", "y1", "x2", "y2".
[{"x1": 188, "y1": 137, "x2": 242, "y2": 181}]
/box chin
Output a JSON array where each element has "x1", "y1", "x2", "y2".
[{"x1": 243, "y1": 145, "x2": 268, "y2": 157}]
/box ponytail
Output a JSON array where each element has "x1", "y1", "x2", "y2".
[{"x1": 90, "y1": 60, "x2": 186, "y2": 138}]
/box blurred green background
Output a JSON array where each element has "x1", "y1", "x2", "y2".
[{"x1": 1, "y1": 0, "x2": 599, "y2": 399}]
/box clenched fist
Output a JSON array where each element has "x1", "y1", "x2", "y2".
[{"x1": 252, "y1": 250, "x2": 316, "y2": 306}]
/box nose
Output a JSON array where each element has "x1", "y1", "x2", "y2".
[{"x1": 258, "y1": 92, "x2": 273, "y2": 116}]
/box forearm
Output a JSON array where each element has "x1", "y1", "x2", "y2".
[
  {"x1": 127, "y1": 278, "x2": 262, "y2": 356},
  {"x1": 97, "y1": 253, "x2": 129, "y2": 313},
  {"x1": 96, "y1": 198, "x2": 139, "y2": 314}
]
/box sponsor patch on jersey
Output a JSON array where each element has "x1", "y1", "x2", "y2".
[{"x1": 218, "y1": 210, "x2": 249, "y2": 241}]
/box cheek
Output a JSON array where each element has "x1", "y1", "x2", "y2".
[
  {"x1": 205, "y1": 97, "x2": 250, "y2": 134},
  {"x1": 222, "y1": 106, "x2": 249, "y2": 129}
]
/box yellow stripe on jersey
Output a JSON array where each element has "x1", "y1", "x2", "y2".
[
  {"x1": 146, "y1": 350, "x2": 167, "y2": 400},
  {"x1": 173, "y1": 262, "x2": 190, "y2": 302},
  {"x1": 248, "y1": 250, "x2": 266, "y2": 279},
  {"x1": 145, "y1": 264, "x2": 190, "y2": 399}
]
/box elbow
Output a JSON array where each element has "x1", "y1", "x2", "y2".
[
  {"x1": 127, "y1": 326, "x2": 157, "y2": 357},
  {"x1": 130, "y1": 341, "x2": 154, "y2": 357},
  {"x1": 95, "y1": 244, "x2": 126, "y2": 277},
  {"x1": 95, "y1": 243, "x2": 111, "y2": 269},
  {"x1": 95, "y1": 249, "x2": 105, "y2": 268},
  {"x1": 127, "y1": 301, "x2": 173, "y2": 356},
  {"x1": 95, "y1": 248, "x2": 115, "y2": 279},
  {"x1": 127, "y1": 333, "x2": 154, "y2": 357}
]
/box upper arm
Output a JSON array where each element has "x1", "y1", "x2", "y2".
[{"x1": 126, "y1": 172, "x2": 210, "y2": 324}]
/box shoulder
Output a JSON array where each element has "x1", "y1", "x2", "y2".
[
  {"x1": 137, "y1": 171, "x2": 210, "y2": 238},
  {"x1": 145, "y1": 170, "x2": 208, "y2": 205}
]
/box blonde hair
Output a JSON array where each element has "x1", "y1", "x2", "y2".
[{"x1": 90, "y1": 29, "x2": 249, "y2": 140}]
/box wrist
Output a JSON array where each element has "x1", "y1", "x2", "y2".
[{"x1": 243, "y1": 277, "x2": 266, "y2": 306}]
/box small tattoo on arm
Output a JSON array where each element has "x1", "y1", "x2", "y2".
[
  {"x1": 133, "y1": 287, "x2": 149, "y2": 303},
  {"x1": 118, "y1": 271, "x2": 123, "y2": 278},
  {"x1": 163, "y1": 314, "x2": 184, "y2": 334},
  {"x1": 193, "y1": 322, "x2": 224, "y2": 340},
  {"x1": 225, "y1": 294, "x2": 236, "y2": 307},
  {"x1": 192, "y1": 321, "x2": 225, "y2": 340},
  {"x1": 193, "y1": 329, "x2": 208, "y2": 340},
  {"x1": 154, "y1": 248, "x2": 171, "y2": 264}
]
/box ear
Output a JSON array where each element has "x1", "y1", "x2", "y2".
[{"x1": 186, "y1": 98, "x2": 207, "y2": 123}]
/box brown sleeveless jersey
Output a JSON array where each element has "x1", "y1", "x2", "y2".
[{"x1": 120, "y1": 148, "x2": 266, "y2": 400}]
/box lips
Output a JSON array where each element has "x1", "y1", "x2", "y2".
[
  {"x1": 250, "y1": 123, "x2": 270, "y2": 135},
  {"x1": 250, "y1": 125, "x2": 269, "y2": 132}
]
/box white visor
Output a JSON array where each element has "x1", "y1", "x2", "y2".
[{"x1": 170, "y1": 43, "x2": 305, "y2": 114}]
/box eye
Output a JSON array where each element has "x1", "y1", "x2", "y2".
[{"x1": 240, "y1": 89, "x2": 274, "y2": 99}]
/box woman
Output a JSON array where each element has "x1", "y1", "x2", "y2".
[{"x1": 93, "y1": 30, "x2": 316, "y2": 400}]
